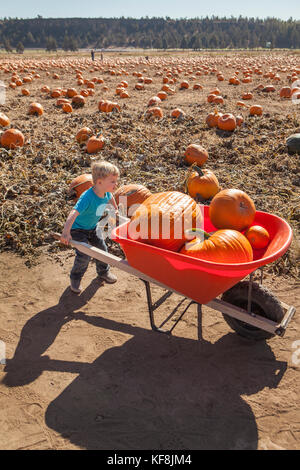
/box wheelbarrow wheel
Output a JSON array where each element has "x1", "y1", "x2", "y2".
[{"x1": 221, "y1": 281, "x2": 284, "y2": 341}]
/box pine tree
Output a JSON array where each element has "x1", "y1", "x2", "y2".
[
  {"x1": 45, "y1": 36, "x2": 57, "y2": 52},
  {"x1": 3, "y1": 39, "x2": 13, "y2": 52},
  {"x1": 16, "y1": 42, "x2": 24, "y2": 53}
]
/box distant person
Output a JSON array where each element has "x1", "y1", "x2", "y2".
[
  {"x1": 91, "y1": 49, "x2": 95, "y2": 61},
  {"x1": 101, "y1": 53, "x2": 103, "y2": 62},
  {"x1": 145, "y1": 56, "x2": 149, "y2": 61}
]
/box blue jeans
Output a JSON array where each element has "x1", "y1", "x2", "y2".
[{"x1": 70, "y1": 228, "x2": 109, "y2": 282}]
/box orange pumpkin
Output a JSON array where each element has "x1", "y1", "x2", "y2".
[
  {"x1": 184, "y1": 144, "x2": 208, "y2": 166},
  {"x1": 186, "y1": 166, "x2": 220, "y2": 200},
  {"x1": 51, "y1": 89, "x2": 62, "y2": 98},
  {"x1": 0, "y1": 112, "x2": 10, "y2": 127},
  {"x1": 62, "y1": 103, "x2": 73, "y2": 113},
  {"x1": 146, "y1": 106, "x2": 164, "y2": 119},
  {"x1": 68, "y1": 174, "x2": 93, "y2": 200},
  {"x1": 21, "y1": 88, "x2": 30, "y2": 96},
  {"x1": 56, "y1": 98, "x2": 71, "y2": 107},
  {"x1": 209, "y1": 189, "x2": 256, "y2": 232},
  {"x1": 1, "y1": 128, "x2": 25, "y2": 149},
  {"x1": 207, "y1": 93, "x2": 217, "y2": 103},
  {"x1": 242, "y1": 92, "x2": 253, "y2": 100},
  {"x1": 236, "y1": 115, "x2": 244, "y2": 126},
  {"x1": 86, "y1": 135, "x2": 105, "y2": 153},
  {"x1": 244, "y1": 225, "x2": 270, "y2": 249},
  {"x1": 206, "y1": 111, "x2": 223, "y2": 128},
  {"x1": 114, "y1": 184, "x2": 152, "y2": 217},
  {"x1": 157, "y1": 91, "x2": 168, "y2": 101},
  {"x1": 72, "y1": 94, "x2": 86, "y2": 108},
  {"x1": 249, "y1": 105, "x2": 263, "y2": 116},
  {"x1": 180, "y1": 80, "x2": 189, "y2": 89},
  {"x1": 147, "y1": 96, "x2": 161, "y2": 107},
  {"x1": 41, "y1": 85, "x2": 50, "y2": 93},
  {"x1": 279, "y1": 87, "x2": 292, "y2": 98},
  {"x1": 66, "y1": 88, "x2": 78, "y2": 98},
  {"x1": 262, "y1": 85, "x2": 276, "y2": 93},
  {"x1": 217, "y1": 113, "x2": 236, "y2": 131},
  {"x1": 170, "y1": 108, "x2": 185, "y2": 118},
  {"x1": 180, "y1": 228, "x2": 253, "y2": 263},
  {"x1": 76, "y1": 127, "x2": 93, "y2": 144},
  {"x1": 28, "y1": 102, "x2": 44, "y2": 116},
  {"x1": 128, "y1": 191, "x2": 203, "y2": 252}
]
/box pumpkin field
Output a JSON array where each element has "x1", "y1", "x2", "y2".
[{"x1": 0, "y1": 50, "x2": 299, "y2": 451}]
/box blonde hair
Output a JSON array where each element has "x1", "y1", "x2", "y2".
[{"x1": 91, "y1": 161, "x2": 120, "y2": 184}]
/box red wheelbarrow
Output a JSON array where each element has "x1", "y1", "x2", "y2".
[{"x1": 53, "y1": 207, "x2": 296, "y2": 341}]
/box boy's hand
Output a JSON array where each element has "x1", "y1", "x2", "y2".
[{"x1": 60, "y1": 232, "x2": 71, "y2": 245}]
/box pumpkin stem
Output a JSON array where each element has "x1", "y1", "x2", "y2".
[
  {"x1": 184, "y1": 227, "x2": 211, "y2": 241},
  {"x1": 184, "y1": 163, "x2": 204, "y2": 194},
  {"x1": 192, "y1": 164, "x2": 205, "y2": 177}
]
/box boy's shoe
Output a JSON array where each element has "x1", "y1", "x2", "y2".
[
  {"x1": 98, "y1": 271, "x2": 117, "y2": 284},
  {"x1": 70, "y1": 278, "x2": 82, "y2": 294}
]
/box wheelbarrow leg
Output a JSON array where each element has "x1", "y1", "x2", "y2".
[
  {"x1": 142, "y1": 280, "x2": 195, "y2": 335},
  {"x1": 197, "y1": 304, "x2": 203, "y2": 341}
]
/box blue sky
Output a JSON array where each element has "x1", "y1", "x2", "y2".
[{"x1": 1, "y1": 0, "x2": 299, "y2": 20}]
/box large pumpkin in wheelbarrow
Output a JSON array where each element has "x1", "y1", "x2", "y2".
[{"x1": 128, "y1": 191, "x2": 203, "y2": 252}]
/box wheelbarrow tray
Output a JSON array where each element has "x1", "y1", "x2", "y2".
[{"x1": 111, "y1": 206, "x2": 293, "y2": 306}]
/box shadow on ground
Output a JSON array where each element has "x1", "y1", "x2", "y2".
[{"x1": 2, "y1": 280, "x2": 287, "y2": 450}]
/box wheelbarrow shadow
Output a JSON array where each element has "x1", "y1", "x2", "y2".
[
  {"x1": 2, "y1": 282, "x2": 287, "y2": 450},
  {"x1": 45, "y1": 317, "x2": 286, "y2": 450}
]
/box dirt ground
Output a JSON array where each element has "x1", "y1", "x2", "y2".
[{"x1": 0, "y1": 249, "x2": 299, "y2": 450}]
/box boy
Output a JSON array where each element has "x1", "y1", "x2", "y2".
[{"x1": 60, "y1": 161, "x2": 120, "y2": 294}]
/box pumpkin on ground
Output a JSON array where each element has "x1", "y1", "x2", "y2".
[
  {"x1": 249, "y1": 105, "x2": 263, "y2": 116},
  {"x1": 180, "y1": 228, "x2": 253, "y2": 263},
  {"x1": 76, "y1": 127, "x2": 93, "y2": 144},
  {"x1": 62, "y1": 103, "x2": 73, "y2": 113},
  {"x1": 28, "y1": 102, "x2": 44, "y2": 116},
  {"x1": 1, "y1": 128, "x2": 25, "y2": 149},
  {"x1": 128, "y1": 191, "x2": 203, "y2": 252},
  {"x1": 0, "y1": 112, "x2": 10, "y2": 127},
  {"x1": 72, "y1": 94, "x2": 86, "y2": 108},
  {"x1": 113, "y1": 184, "x2": 152, "y2": 217},
  {"x1": 147, "y1": 96, "x2": 161, "y2": 107},
  {"x1": 184, "y1": 144, "x2": 208, "y2": 166},
  {"x1": 86, "y1": 135, "x2": 105, "y2": 153},
  {"x1": 186, "y1": 166, "x2": 220, "y2": 200},
  {"x1": 206, "y1": 111, "x2": 223, "y2": 128},
  {"x1": 209, "y1": 188, "x2": 256, "y2": 232},
  {"x1": 217, "y1": 113, "x2": 237, "y2": 132},
  {"x1": 68, "y1": 174, "x2": 93, "y2": 201},
  {"x1": 146, "y1": 107, "x2": 163, "y2": 119},
  {"x1": 170, "y1": 108, "x2": 185, "y2": 119}
]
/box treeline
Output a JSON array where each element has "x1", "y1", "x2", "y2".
[{"x1": 0, "y1": 16, "x2": 299, "y2": 51}]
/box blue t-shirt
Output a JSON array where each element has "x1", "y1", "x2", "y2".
[{"x1": 72, "y1": 187, "x2": 112, "y2": 230}]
